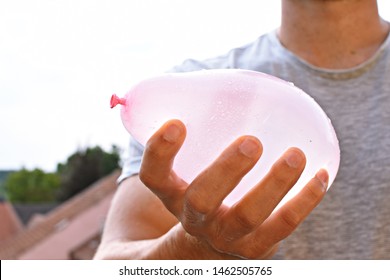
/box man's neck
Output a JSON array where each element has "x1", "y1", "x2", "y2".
[{"x1": 278, "y1": 0, "x2": 389, "y2": 69}]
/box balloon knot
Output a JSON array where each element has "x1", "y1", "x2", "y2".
[{"x1": 110, "y1": 94, "x2": 126, "y2": 108}]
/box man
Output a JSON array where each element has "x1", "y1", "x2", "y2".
[{"x1": 95, "y1": 0, "x2": 390, "y2": 259}]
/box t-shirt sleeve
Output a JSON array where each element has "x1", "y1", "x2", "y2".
[{"x1": 117, "y1": 136, "x2": 145, "y2": 184}]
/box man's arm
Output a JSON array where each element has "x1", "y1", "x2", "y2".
[
  {"x1": 94, "y1": 175, "x2": 240, "y2": 259},
  {"x1": 93, "y1": 175, "x2": 176, "y2": 259}
]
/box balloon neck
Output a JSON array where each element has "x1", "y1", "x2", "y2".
[{"x1": 110, "y1": 94, "x2": 126, "y2": 108}]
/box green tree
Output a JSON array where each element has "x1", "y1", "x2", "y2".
[
  {"x1": 4, "y1": 168, "x2": 60, "y2": 203},
  {"x1": 0, "y1": 170, "x2": 13, "y2": 199},
  {"x1": 56, "y1": 145, "x2": 120, "y2": 202}
]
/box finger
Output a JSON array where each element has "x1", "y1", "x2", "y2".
[
  {"x1": 140, "y1": 119, "x2": 187, "y2": 195},
  {"x1": 182, "y1": 136, "x2": 262, "y2": 226},
  {"x1": 249, "y1": 169, "x2": 328, "y2": 249},
  {"x1": 222, "y1": 148, "x2": 306, "y2": 237}
]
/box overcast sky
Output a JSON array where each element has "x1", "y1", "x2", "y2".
[{"x1": 1, "y1": 0, "x2": 390, "y2": 172}]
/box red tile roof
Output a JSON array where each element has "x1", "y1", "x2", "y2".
[
  {"x1": 0, "y1": 170, "x2": 120, "y2": 260},
  {"x1": 0, "y1": 201, "x2": 23, "y2": 244}
]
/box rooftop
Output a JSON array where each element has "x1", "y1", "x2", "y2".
[{"x1": 0, "y1": 170, "x2": 120, "y2": 260}]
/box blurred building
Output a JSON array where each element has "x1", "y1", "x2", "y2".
[
  {"x1": 0, "y1": 197, "x2": 24, "y2": 242},
  {"x1": 0, "y1": 170, "x2": 119, "y2": 260}
]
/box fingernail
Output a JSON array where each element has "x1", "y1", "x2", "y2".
[
  {"x1": 239, "y1": 138, "x2": 260, "y2": 158},
  {"x1": 315, "y1": 169, "x2": 329, "y2": 191},
  {"x1": 163, "y1": 123, "x2": 181, "y2": 143},
  {"x1": 285, "y1": 150, "x2": 303, "y2": 168}
]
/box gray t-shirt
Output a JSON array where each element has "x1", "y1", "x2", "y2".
[{"x1": 120, "y1": 30, "x2": 390, "y2": 259}]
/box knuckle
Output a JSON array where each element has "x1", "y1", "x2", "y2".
[
  {"x1": 279, "y1": 208, "x2": 302, "y2": 231},
  {"x1": 305, "y1": 182, "x2": 324, "y2": 203},
  {"x1": 181, "y1": 213, "x2": 200, "y2": 235},
  {"x1": 214, "y1": 146, "x2": 254, "y2": 180},
  {"x1": 232, "y1": 205, "x2": 259, "y2": 231},
  {"x1": 185, "y1": 188, "x2": 215, "y2": 215},
  {"x1": 216, "y1": 157, "x2": 239, "y2": 178},
  {"x1": 145, "y1": 141, "x2": 165, "y2": 159},
  {"x1": 139, "y1": 169, "x2": 155, "y2": 187},
  {"x1": 269, "y1": 164, "x2": 298, "y2": 188}
]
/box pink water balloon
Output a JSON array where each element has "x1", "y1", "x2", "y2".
[{"x1": 111, "y1": 69, "x2": 340, "y2": 209}]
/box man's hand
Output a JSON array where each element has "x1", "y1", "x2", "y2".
[{"x1": 138, "y1": 119, "x2": 328, "y2": 259}]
